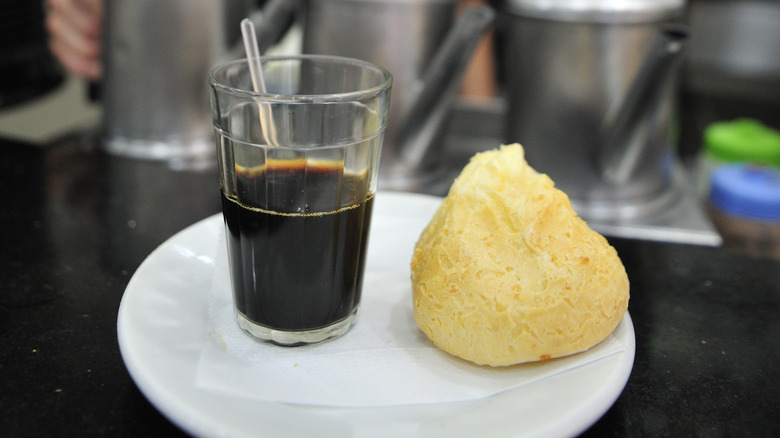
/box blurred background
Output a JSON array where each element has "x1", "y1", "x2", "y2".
[
  {"x1": 2, "y1": 0, "x2": 777, "y2": 154},
  {"x1": 0, "y1": 0, "x2": 100, "y2": 143},
  {"x1": 1, "y1": 0, "x2": 778, "y2": 257},
  {"x1": 678, "y1": 0, "x2": 780, "y2": 163}
]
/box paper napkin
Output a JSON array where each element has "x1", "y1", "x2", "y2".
[{"x1": 195, "y1": 210, "x2": 626, "y2": 408}]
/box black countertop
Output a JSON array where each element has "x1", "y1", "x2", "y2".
[{"x1": 1, "y1": 135, "x2": 778, "y2": 437}]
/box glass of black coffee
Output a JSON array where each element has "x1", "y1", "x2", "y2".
[{"x1": 209, "y1": 55, "x2": 392, "y2": 346}]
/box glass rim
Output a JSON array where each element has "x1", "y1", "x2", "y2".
[{"x1": 209, "y1": 54, "x2": 393, "y2": 102}]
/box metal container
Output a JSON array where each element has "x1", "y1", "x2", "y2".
[
  {"x1": 496, "y1": 0, "x2": 686, "y2": 219},
  {"x1": 101, "y1": 0, "x2": 251, "y2": 170},
  {"x1": 302, "y1": 0, "x2": 493, "y2": 192}
]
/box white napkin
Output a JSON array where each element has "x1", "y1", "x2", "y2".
[{"x1": 195, "y1": 204, "x2": 626, "y2": 408}]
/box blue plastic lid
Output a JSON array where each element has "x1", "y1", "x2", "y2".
[{"x1": 709, "y1": 164, "x2": 780, "y2": 221}]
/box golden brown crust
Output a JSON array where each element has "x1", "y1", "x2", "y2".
[{"x1": 411, "y1": 144, "x2": 629, "y2": 366}]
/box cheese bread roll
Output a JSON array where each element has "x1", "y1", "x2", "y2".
[{"x1": 411, "y1": 144, "x2": 629, "y2": 366}]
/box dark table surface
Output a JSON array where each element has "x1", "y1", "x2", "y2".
[{"x1": 2, "y1": 134, "x2": 778, "y2": 437}]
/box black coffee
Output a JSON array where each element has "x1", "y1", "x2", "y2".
[{"x1": 221, "y1": 161, "x2": 374, "y2": 332}]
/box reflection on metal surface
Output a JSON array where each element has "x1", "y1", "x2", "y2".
[{"x1": 585, "y1": 165, "x2": 722, "y2": 247}]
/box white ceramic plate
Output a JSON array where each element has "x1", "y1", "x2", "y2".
[{"x1": 117, "y1": 191, "x2": 635, "y2": 438}]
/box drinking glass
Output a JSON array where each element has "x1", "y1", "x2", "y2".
[{"x1": 209, "y1": 55, "x2": 392, "y2": 346}]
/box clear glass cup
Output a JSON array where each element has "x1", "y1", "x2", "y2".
[{"x1": 209, "y1": 55, "x2": 392, "y2": 346}]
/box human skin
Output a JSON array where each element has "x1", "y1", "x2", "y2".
[{"x1": 45, "y1": 0, "x2": 103, "y2": 80}]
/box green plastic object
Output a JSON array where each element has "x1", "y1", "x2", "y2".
[{"x1": 704, "y1": 118, "x2": 780, "y2": 166}]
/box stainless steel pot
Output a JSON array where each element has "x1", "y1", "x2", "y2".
[
  {"x1": 101, "y1": 0, "x2": 253, "y2": 170},
  {"x1": 496, "y1": 0, "x2": 687, "y2": 219}
]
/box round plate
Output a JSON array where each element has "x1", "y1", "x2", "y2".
[{"x1": 117, "y1": 191, "x2": 635, "y2": 438}]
